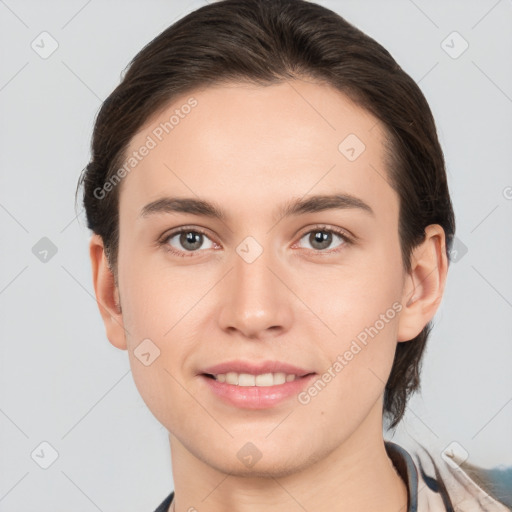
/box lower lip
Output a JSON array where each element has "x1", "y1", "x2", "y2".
[{"x1": 200, "y1": 374, "x2": 317, "y2": 409}]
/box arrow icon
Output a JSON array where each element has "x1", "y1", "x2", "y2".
[
  {"x1": 32, "y1": 237, "x2": 58, "y2": 262},
  {"x1": 236, "y1": 236, "x2": 263, "y2": 263},
  {"x1": 31, "y1": 31, "x2": 59, "y2": 60},
  {"x1": 339, "y1": 134, "x2": 365, "y2": 161},
  {"x1": 31, "y1": 441, "x2": 59, "y2": 469},
  {"x1": 135, "y1": 339, "x2": 160, "y2": 366},
  {"x1": 440, "y1": 31, "x2": 468, "y2": 59}
]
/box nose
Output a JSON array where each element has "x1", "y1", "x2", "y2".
[{"x1": 217, "y1": 243, "x2": 294, "y2": 340}]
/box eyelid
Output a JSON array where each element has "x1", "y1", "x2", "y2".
[
  {"x1": 293, "y1": 224, "x2": 354, "y2": 243},
  {"x1": 160, "y1": 224, "x2": 215, "y2": 240},
  {"x1": 291, "y1": 224, "x2": 354, "y2": 253}
]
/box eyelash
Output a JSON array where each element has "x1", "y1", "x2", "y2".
[{"x1": 159, "y1": 224, "x2": 354, "y2": 258}]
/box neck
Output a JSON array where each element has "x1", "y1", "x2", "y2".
[{"x1": 167, "y1": 402, "x2": 408, "y2": 512}]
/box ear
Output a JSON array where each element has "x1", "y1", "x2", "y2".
[
  {"x1": 397, "y1": 224, "x2": 448, "y2": 342},
  {"x1": 89, "y1": 234, "x2": 127, "y2": 350}
]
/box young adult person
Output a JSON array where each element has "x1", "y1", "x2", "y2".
[{"x1": 77, "y1": 1, "x2": 511, "y2": 510}]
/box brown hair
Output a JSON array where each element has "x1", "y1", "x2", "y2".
[{"x1": 76, "y1": 0, "x2": 455, "y2": 429}]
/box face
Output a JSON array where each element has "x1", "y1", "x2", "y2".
[{"x1": 102, "y1": 80, "x2": 416, "y2": 477}]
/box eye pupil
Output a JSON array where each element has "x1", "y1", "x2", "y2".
[
  {"x1": 310, "y1": 230, "x2": 332, "y2": 250},
  {"x1": 181, "y1": 231, "x2": 203, "y2": 250}
]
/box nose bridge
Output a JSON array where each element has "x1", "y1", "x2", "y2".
[{"x1": 217, "y1": 235, "x2": 292, "y2": 337}]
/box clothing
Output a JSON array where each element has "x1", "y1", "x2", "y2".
[
  {"x1": 154, "y1": 491, "x2": 173, "y2": 512},
  {"x1": 385, "y1": 440, "x2": 511, "y2": 511},
  {"x1": 153, "y1": 441, "x2": 511, "y2": 511}
]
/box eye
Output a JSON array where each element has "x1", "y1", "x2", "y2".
[
  {"x1": 295, "y1": 226, "x2": 351, "y2": 253},
  {"x1": 161, "y1": 227, "x2": 217, "y2": 257},
  {"x1": 160, "y1": 224, "x2": 353, "y2": 258}
]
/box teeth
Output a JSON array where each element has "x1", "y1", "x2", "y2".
[{"x1": 213, "y1": 372, "x2": 298, "y2": 386}]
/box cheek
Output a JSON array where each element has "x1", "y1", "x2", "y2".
[
  {"x1": 117, "y1": 254, "x2": 209, "y2": 396},
  {"x1": 306, "y1": 259, "x2": 402, "y2": 338},
  {"x1": 302, "y1": 258, "x2": 403, "y2": 391},
  {"x1": 118, "y1": 248, "x2": 198, "y2": 341},
  {"x1": 299, "y1": 280, "x2": 401, "y2": 425},
  {"x1": 118, "y1": 264, "x2": 198, "y2": 427}
]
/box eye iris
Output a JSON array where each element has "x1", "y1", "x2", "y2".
[
  {"x1": 180, "y1": 231, "x2": 203, "y2": 250},
  {"x1": 310, "y1": 230, "x2": 332, "y2": 250}
]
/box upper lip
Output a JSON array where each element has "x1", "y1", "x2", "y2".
[{"x1": 201, "y1": 360, "x2": 314, "y2": 377}]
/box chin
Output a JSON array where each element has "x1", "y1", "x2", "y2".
[
  {"x1": 197, "y1": 439, "x2": 325, "y2": 480},
  {"x1": 212, "y1": 457, "x2": 306, "y2": 479}
]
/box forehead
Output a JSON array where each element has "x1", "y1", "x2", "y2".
[{"x1": 118, "y1": 80, "x2": 397, "y2": 225}]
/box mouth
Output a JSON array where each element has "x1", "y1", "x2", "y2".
[
  {"x1": 199, "y1": 360, "x2": 317, "y2": 408},
  {"x1": 200, "y1": 370, "x2": 317, "y2": 409},
  {"x1": 200, "y1": 372, "x2": 316, "y2": 410},
  {"x1": 202, "y1": 371, "x2": 315, "y2": 387}
]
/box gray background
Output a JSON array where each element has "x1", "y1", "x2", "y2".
[{"x1": 1, "y1": 0, "x2": 511, "y2": 510}]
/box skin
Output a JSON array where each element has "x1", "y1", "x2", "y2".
[{"x1": 89, "y1": 79, "x2": 448, "y2": 512}]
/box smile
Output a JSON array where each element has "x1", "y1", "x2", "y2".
[{"x1": 205, "y1": 372, "x2": 299, "y2": 386}]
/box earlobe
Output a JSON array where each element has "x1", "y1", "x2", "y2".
[
  {"x1": 397, "y1": 224, "x2": 448, "y2": 342},
  {"x1": 89, "y1": 234, "x2": 127, "y2": 350}
]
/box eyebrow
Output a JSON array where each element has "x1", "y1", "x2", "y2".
[{"x1": 139, "y1": 193, "x2": 374, "y2": 222}]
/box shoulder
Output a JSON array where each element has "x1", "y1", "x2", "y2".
[{"x1": 401, "y1": 438, "x2": 511, "y2": 511}]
